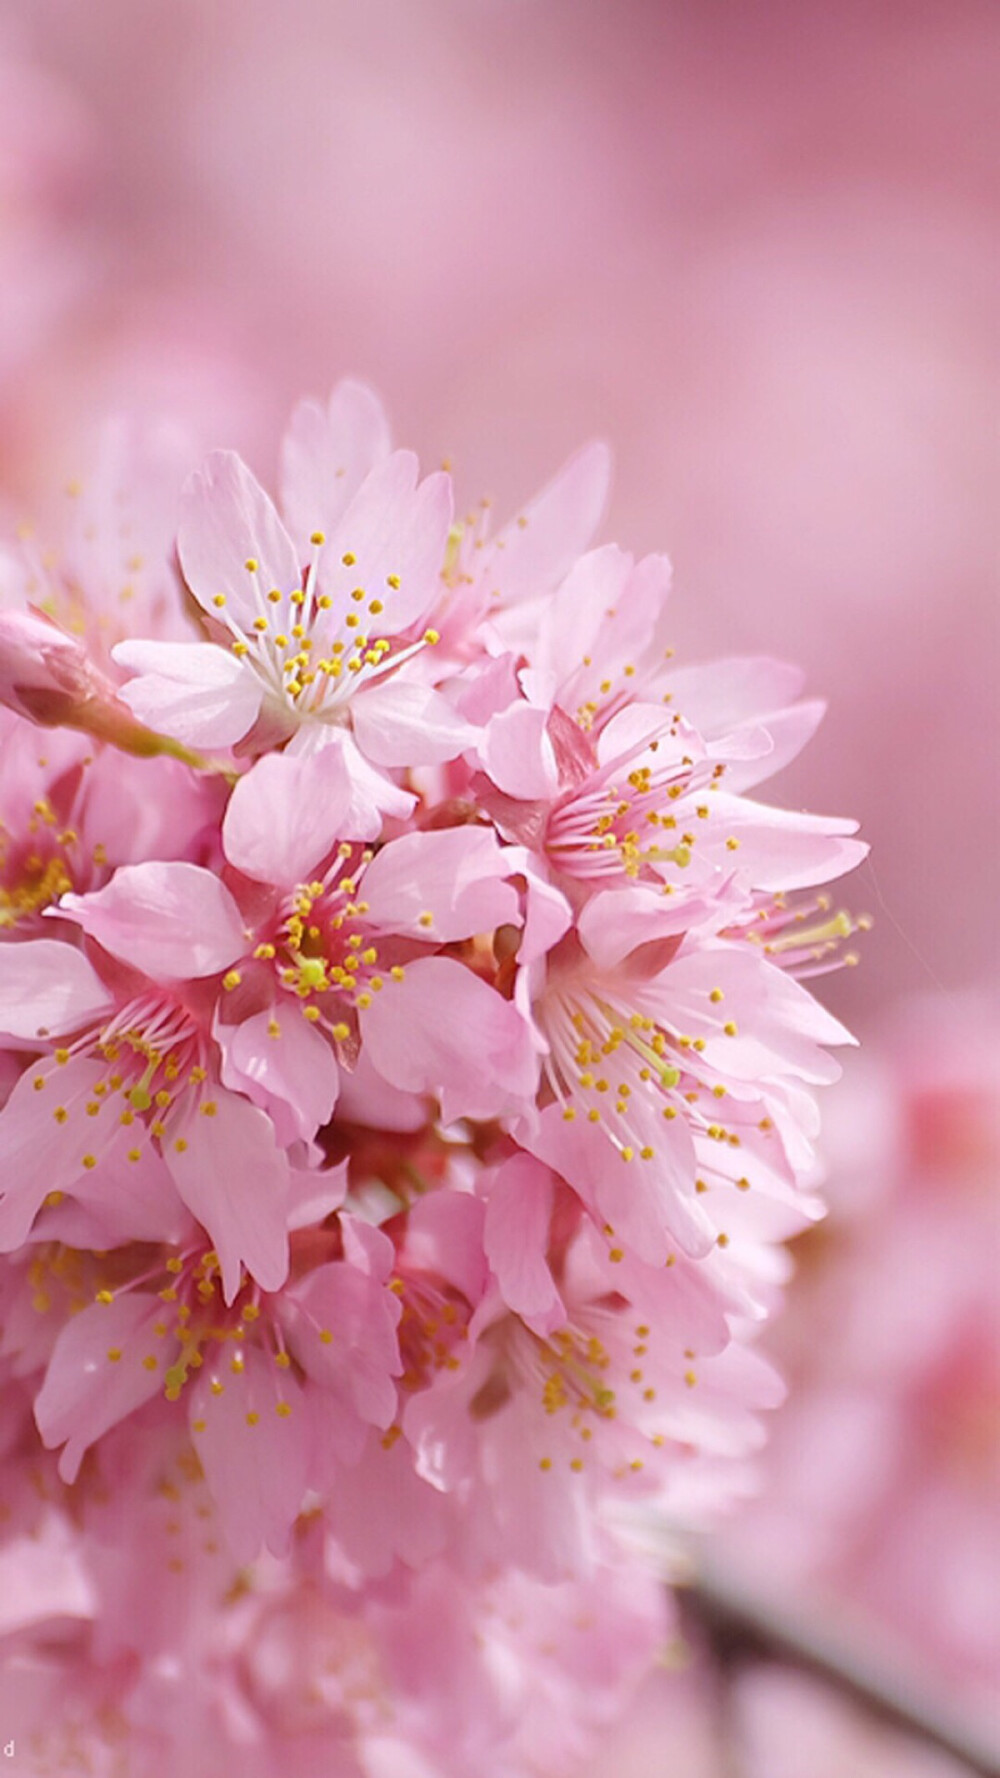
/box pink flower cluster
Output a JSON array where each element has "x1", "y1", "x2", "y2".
[{"x1": 0, "y1": 382, "x2": 865, "y2": 1774}]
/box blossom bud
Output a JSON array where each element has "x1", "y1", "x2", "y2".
[{"x1": 0, "y1": 607, "x2": 204, "y2": 764}]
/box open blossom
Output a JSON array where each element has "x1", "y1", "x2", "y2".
[
  {"x1": 0, "y1": 863, "x2": 292, "y2": 1298},
  {"x1": 111, "y1": 381, "x2": 475, "y2": 796},
  {"x1": 0, "y1": 378, "x2": 867, "y2": 1775}
]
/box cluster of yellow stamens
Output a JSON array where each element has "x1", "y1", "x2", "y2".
[
  {"x1": 251, "y1": 848, "x2": 408, "y2": 1034},
  {"x1": 546, "y1": 731, "x2": 731, "y2": 885},
  {"x1": 210, "y1": 535, "x2": 439, "y2": 720},
  {"x1": 30, "y1": 994, "x2": 205, "y2": 1172},
  {"x1": 0, "y1": 793, "x2": 84, "y2": 928},
  {"x1": 741, "y1": 891, "x2": 873, "y2": 977}
]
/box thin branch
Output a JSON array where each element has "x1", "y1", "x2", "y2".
[{"x1": 679, "y1": 1561, "x2": 1000, "y2": 1778}]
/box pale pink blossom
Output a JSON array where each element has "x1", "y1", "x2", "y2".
[
  {"x1": 0, "y1": 864, "x2": 291, "y2": 1297},
  {"x1": 112, "y1": 382, "x2": 472, "y2": 786}
]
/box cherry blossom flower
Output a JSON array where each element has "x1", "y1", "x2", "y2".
[
  {"x1": 112, "y1": 383, "x2": 473, "y2": 789},
  {"x1": 0, "y1": 863, "x2": 290, "y2": 1298}
]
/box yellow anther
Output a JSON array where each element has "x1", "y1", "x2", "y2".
[
  {"x1": 244, "y1": 558, "x2": 259, "y2": 572},
  {"x1": 310, "y1": 530, "x2": 326, "y2": 545},
  {"x1": 212, "y1": 594, "x2": 226, "y2": 608}
]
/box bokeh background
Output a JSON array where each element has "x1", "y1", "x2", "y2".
[{"x1": 1, "y1": 1, "x2": 996, "y2": 1771}]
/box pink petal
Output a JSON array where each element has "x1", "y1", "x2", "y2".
[
  {"x1": 404, "y1": 1191, "x2": 490, "y2": 1305},
  {"x1": 685, "y1": 791, "x2": 867, "y2": 891},
  {"x1": 660, "y1": 944, "x2": 855, "y2": 1085},
  {"x1": 39, "y1": 1137, "x2": 193, "y2": 1248},
  {"x1": 218, "y1": 1006, "x2": 338, "y2": 1146},
  {"x1": 178, "y1": 451, "x2": 302, "y2": 625},
  {"x1": 0, "y1": 941, "x2": 112, "y2": 1041},
  {"x1": 361, "y1": 958, "x2": 538, "y2": 1123},
  {"x1": 543, "y1": 545, "x2": 671, "y2": 698},
  {"x1": 56, "y1": 861, "x2": 246, "y2": 978},
  {"x1": 35, "y1": 1292, "x2": 171, "y2": 1483},
  {"x1": 484, "y1": 1154, "x2": 563, "y2": 1330},
  {"x1": 326, "y1": 1428, "x2": 449, "y2": 1576},
  {"x1": 361, "y1": 826, "x2": 520, "y2": 941},
  {"x1": 481, "y1": 701, "x2": 560, "y2": 799},
  {"x1": 353, "y1": 679, "x2": 478, "y2": 768},
  {"x1": 189, "y1": 1347, "x2": 308, "y2": 1562},
  {"x1": 166, "y1": 1090, "x2": 289, "y2": 1302},
  {"x1": 0, "y1": 1056, "x2": 110, "y2": 1251},
  {"x1": 511, "y1": 855, "x2": 573, "y2": 965},
  {"x1": 282, "y1": 1234, "x2": 400, "y2": 1430},
  {"x1": 520, "y1": 1100, "x2": 713, "y2": 1263},
  {"x1": 665, "y1": 657, "x2": 807, "y2": 737},
  {"x1": 717, "y1": 699, "x2": 826, "y2": 793},
  {"x1": 577, "y1": 885, "x2": 716, "y2": 972},
  {"x1": 287, "y1": 1158, "x2": 348, "y2": 1230},
  {"x1": 112, "y1": 639, "x2": 264, "y2": 748},
  {"x1": 280, "y1": 380, "x2": 392, "y2": 548},
  {"x1": 288, "y1": 722, "x2": 416, "y2": 829},
  {"x1": 326, "y1": 450, "x2": 453, "y2": 632},
  {"x1": 333, "y1": 1042, "x2": 428, "y2": 1132},
  {"x1": 222, "y1": 747, "x2": 355, "y2": 884},
  {"x1": 481, "y1": 441, "x2": 611, "y2": 604}
]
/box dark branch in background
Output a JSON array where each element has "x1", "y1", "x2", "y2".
[{"x1": 679, "y1": 1563, "x2": 1000, "y2": 1778}]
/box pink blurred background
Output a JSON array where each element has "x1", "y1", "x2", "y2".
[{"x1": 0, "y1": 3, "x2": 996, "y2": 1769}]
